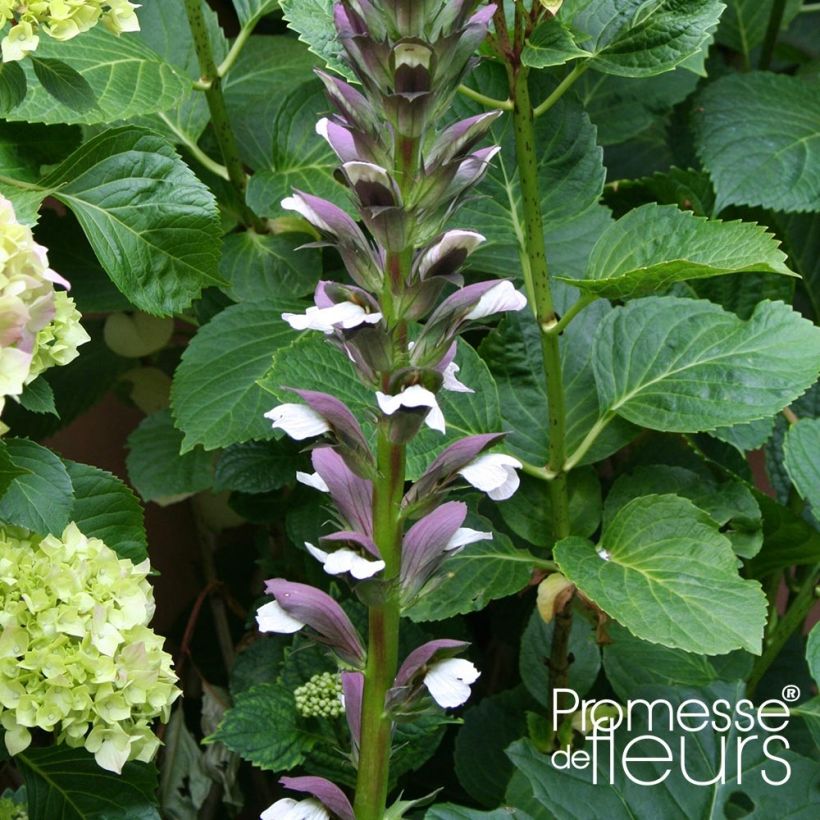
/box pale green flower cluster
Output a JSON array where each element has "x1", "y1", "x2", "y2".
[
  {"x1": 0, "y1": 523, "x2": 180, "y2": 774},
  {"x1": 0, "y1": 795, "x2": 26, "y2": 820},
  {"x1": 294, "y1": 672, "x2": 344, "y2": 719},
  {"x1": 0, "y1": 195, "x2": 89, "y2": 433},
  {"x1": 0, "y1": 0, "x2": 139, "y2": 62}
]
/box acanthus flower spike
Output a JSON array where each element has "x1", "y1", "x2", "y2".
[
  {"x1": 376, "y1": 384, "x2": 446, "y2": 434},
  {"x1": 311, "y1": 447, "x2": 373, "y2": 535},
  {"x1": 258, "y1": 580, "x2": 365, "y2": 667},
  {"x1": 341, "y1": 670, "x2": 364, "y2": 751}
]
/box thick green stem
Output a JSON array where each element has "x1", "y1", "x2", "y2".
[
  {"x1": 511, "y1": 65, "x2": 574, "y2": 722},
  {"x1": 354, "y1": 427, "x2": 405, "y2": 820},
  {"x1": 760, "y1": 0, "x2": 788, "y2": 70},
  {"x1": 183, "y1": 0, "x2": 264, "y2": 231},
  {"x1": 747, "y1": 562, "x2": 819, "y2": 697}
]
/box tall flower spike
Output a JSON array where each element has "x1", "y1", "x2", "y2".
[
  {"x1": 311, "y1": 447, "x2": 374, "y2": 535},
  {"x1": 258, "y1": 580, "x2": 365, "y2": 667}
]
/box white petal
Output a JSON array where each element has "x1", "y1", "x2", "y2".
[
  {"x1": 424, "y1": 658, "x2": 480, "y2": 708},
  {"x1": 348, "y1": 554, "x2": 386, "y2": 580},
  {"x1": 376, "y1": 385, "x2": 446, "y2": 433},
  {"x1": 445, "y1": 528, "x2": 493, "y2": 551},
  {"x1": 458, "y1": 454, "x2": 522, "y2": 500},
  {"x1": 305, "y1": 542, "x2": 330, "y2": 564},
  {"x1": 442, "y1": 361, "x2": 474, "y2": 393},
  {"x1": 282, "y1": 302, "x2": 382, "y2": 334},
  {"x1": 264, "y1": 404, "x2": 330, "y2": 440},
  {"x1": 256, "y1": 601, "x2": 304, "y2": 634},
  {"x1": 296, "y1": 471, "x2": 330, "y2": 492},
  {"x1": 281, "y1": 195, "x2": 331, "y2": 233},
  {"x1": 315, "y1": 547, "x2": 385, "y2": 580},
  {"x1": 465, "y1": 281, "x2": 528, "y2": 321},
  {"x1": 261, "y1": 798, "x2": 330, "y2": 820}
]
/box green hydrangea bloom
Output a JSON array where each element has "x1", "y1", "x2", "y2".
[
  {"x1": 0, "y1": 1, "x2": 139, "y2": 61},
  {"x1": 0, "y1": 523, "x2": 180, "y2": 773},
  {"x1": 0, "y1": 195, "x2": 90, "y2": 432},
  {"x1": 0, "y1": 795, "x2": 26, "y2": 820},
  {"x1": 294, "y1": 672, "x2": 344, "y2": 719}
]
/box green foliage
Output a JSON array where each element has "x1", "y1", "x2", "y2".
[{"x1": 783, "y1": 418, "x2": 820, "y2": 512}]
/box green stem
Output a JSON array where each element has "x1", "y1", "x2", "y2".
[
  {"x1": 457, "y1": 83, "x2": 513, "y2": 111},
  {"x1": 157, "y1": 112, "x2": 230, "y2": 181},
  {"x1": 760, "y1": 0, "x2": 788, "y2": 70},
  {"x1": 747, "y1": 562, "x2": 819, "y2": 697},
  {"x1": 354, "y1": 427, "x2": 405, "y2": 820},
  {"x1": 217, "y1": 20, "x2": 255, "y2": 78},
  {"x1": 533, "y1": 62, "x2": 587, "y2": 118},
  {"x1": 543, "y1": 294, "x2": 595, "y2": 337},
  {"x1": 511, "y1": 64, "x2": 574, "y2": 722},
  {"x1": 564, "y1": 413, "x2": 614, "y2": 472},
  {"x1": 183, "y1": 0, "x2": 265, "y2": 231}
]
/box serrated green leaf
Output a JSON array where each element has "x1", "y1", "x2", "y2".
[
  {"x1": 405, "y1": 516, "x2": 533, "y2": 622},
  {"x1": 126, "y1": 410, "x2": 213, "y2": 504},
  {"x1": 559, "y1": 0, "x2": 723, "y2": 77},
  {"x1": 783, "y1": 418, "x2": 820, "y2": 512},
  {"x1": 694, "y1": 72, "x2": 820, "y2": 213},
  {"x1": 522, "y1": 16, "x2": 590, "y2": 68},
  {"x1": 246, "y1": 79, "x2": 349, "y2": 215},
  {"x1": 427, "y1": 807, "x2": 531, "y2": 820},
  {"x1": 603, "y1": 167, "x2": 715, "y2": 216},
  {"x1": 775, "y1": 212, "x2": 820, "y2": 317},
  {"x1": 279, "y1": 0, "x2": 353, "y2": 80},
  {"x1": 711, "y1": 417, "x2": 775, "y2": 453},
  {"x1": 208, "y1": 682, "x2": 315, "y2": 771},
  {"x1": 172, "y1": 300, "x2": 303, "y2": 452},
  {"x1": 593, "y1": 297, "x2": 820, "y2": 433},
  {"x1": 0, "y1": 60, "x2": 26, "y2": 114},
  {"x1": 499, "y1": 468, "x2": 601, "y2": 548},
  {"x1": 31, "y1": 57, "x2": 96, "y2": 113},
  {"x1": 520, "y1": 609, "x2": 601, "y2": 707},
  {"x1": 0, "y1": 438, "x2": 73, "y2": 536},
  {"x1": 18, "y1": 745, "x2": 160, "y2": 820},
  {"x1": 561, "y1": 203, "x2": 795, "y2": 298},
  {"x1": 604, "y1": 464, "x2": 763, "y2": 558},
  {"x1": 17, "y1": 377, "x2": 57, "y2": 416},
  {"x1": 0, "y1": 440, "x2": 30, "y2": 498},
  {"x1": 555, "y1": 495, "x2": 767, "y2": 654},
  {"x1": 219, "y1": 231, "x2": 321, "y2": 302},
  {"x1": 453, "y1": 63, "x2": 604, "y2": 278},
  {"x1": 230, "y1": 638, "x2": 285, "y2": 696},
  {"x1": 40, "y1": 128, "x2": 223, "y2": 316},
  {"x1": 214, "y1": 441, "x2": 298, "y2": 494},
  {"x1": 480, "y1": 302, "x2": 636, "y2": 468},
  {"x1": 717, "y1": 0, "x2": 803, "y2": 58},
  {"x1": 64, "y1": 460, "x2": 147, "y2": 562},
  {"x1": 603, "y1": 623, "x2": 753, "y2": 701},
  {"x1": 233, "y1": 0, "x2": 280, "y2": 26},
  {"x1": 223, "y1": 37, "x2": 318, "y2": 171},
  {"x1": 7, "y1": 27, "x2": 189, "y2": 126}
]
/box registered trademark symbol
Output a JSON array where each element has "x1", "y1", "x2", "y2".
[{"x1": 782, "y1": 685, "x2": 800, "y2": 702}]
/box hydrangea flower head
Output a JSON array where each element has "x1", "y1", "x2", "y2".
[
  {"x1": 0, "y1": 1, "x2": 140, "y2": 62},
  {"x1": 0, "y1": 522, "x2": 180, "y2": 773}
]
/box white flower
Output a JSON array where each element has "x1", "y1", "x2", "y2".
[
  {"x1": 465, "y1": 281, "x2": 528, "y2": 321},
  {"x1": 442, "y1": 361, "x2": 473, "y2": 393},
  {"x1": 296, "y1": 471, "x2": 330, "y2": 493},
  {"x1": 256, "y1": 601, "x2": 304, "y2": 634},
  {"x1": 445, "y1": 528, "x2": 492, "y2": 551},
  {"x1": 261, "y1": 798, "x2": 330, "y2": 820},
  {"x1": 282, "y1": 302, "x2": 382, "y2": 334},
  {"x1": 2, "y1": 22, "x2": 39, "y2": 62},
  {"x1": 458, "y1": 453, "x2": 522, "y2": 500},
  {"x1": 424, "y1": 658, "x2": 480, "y2": 708},
  {"x1": 376, "y1": 385, "x2": 445, "y2": 433},
  {"x1": 265, "y1": 404, "x2": 330, "y2": 440},
  {"x1": 305, "y1": 543, "x2": 385, "y2": 580}
]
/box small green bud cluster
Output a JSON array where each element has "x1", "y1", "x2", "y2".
[
  {"x1": 0, "y1": 796, "x2": 27, "y2": 820},
  {"x1": 294, "y1": 672, "x2": 344, "y2": 719},
  {"x1": 0, "y1": 1, "x2": 139, "y2": 62},
  {"x1": 0, "y1": 523, "x2": 181, "y2": 773}
]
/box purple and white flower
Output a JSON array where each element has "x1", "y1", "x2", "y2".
[
  {"x1": 305, "y1": 542, "x2": 385, "y2": 580},
  {"x1": 265, "y1": 404, "x2": 329, "y2": 440},
  {"x1": 376, "y1": 384, "x2": 445, "y2": 433},
  {"x1": 458, "y1": 453, "x2": 523, "y2": 500},
  {"x1": 282, "y1": 302, "x2": 383, "y2": 334},
  {"x1": 261, "y1": 776, "x2": 354, "y2": 820},
  {"x1": 424, "y1": 658, "x2": 481, "y2": 708}
]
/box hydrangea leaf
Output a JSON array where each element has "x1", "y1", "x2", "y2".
[
  {"x1": 522, "y1": 16, "x2": 591, "y2": 68},
  {"x1": 0, "y1": 438, "x2": 73, "y2": 536},
  {"x1": 171, "y1": 300, "x2": 304, "y2": 453},
  {"x1": 233, "y1": 0, "x2": 280, "y2": 26},
  {"x1": 558, "y1": 0, "x2": 723, "y2": 78},
  {"x1": 17, "y1": 746, "x2": 160, "y2": 820},
  {"x1": 717, "y1": 0, "x2": 803, "y2": 58},
  {"x1": 404, "y1": 515, "x2": 534, "y2": 623},
  {"x1": 207, "y1": 682, "x2": 315, "y2": 772},
  {"x1": 593, "y1": 297, "x2": 820, "y2": 433},
  {"x1": 30, "y1": 57, "x2": 96, "y2": 114},
  {"x1": 64, "y1": 460, "x2": 148, "y2": 563},
  {"x1": 42, "y1": 127, "x2": 223, "y2": 316},
  {"x1": 219, "y1": 232, "x2": 321, "y2": 302},
  {"x1": 427, "y1": 807, "x2": 532, "y2": 819},
  {"x1": 0, "y1": 61, "x2": 26, "y2": 115},
  {"x1": 214, "y1": 441, "x2": 300, "y2": 494},
  {"x1": 480, "y1": 302, "x2": 637, "y2": 467},
  {"x1": 554, "y1": 495, "x2": 767, "y2": 654},
  {"x1": 17, "y1": 377, "x2": 58, "y2": 416},
  {"x1": 694, "y1": 72, "x2": 820, "y2": 213},
  {"x1": 561, "y1": 203, "x2": 795, "y2": 298},
  {"x1": 126, "y1": 410, "x2": 214, "y2": 504},
  {"x1": 0, "y1": 440, "x2": 30, "y2": 498},
  {"x1": 783, "y1": 418, "x2": 820, "y2": 512},
  {"x1": 6, "y1": 27, "x2": 189, "y2": 126}
]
